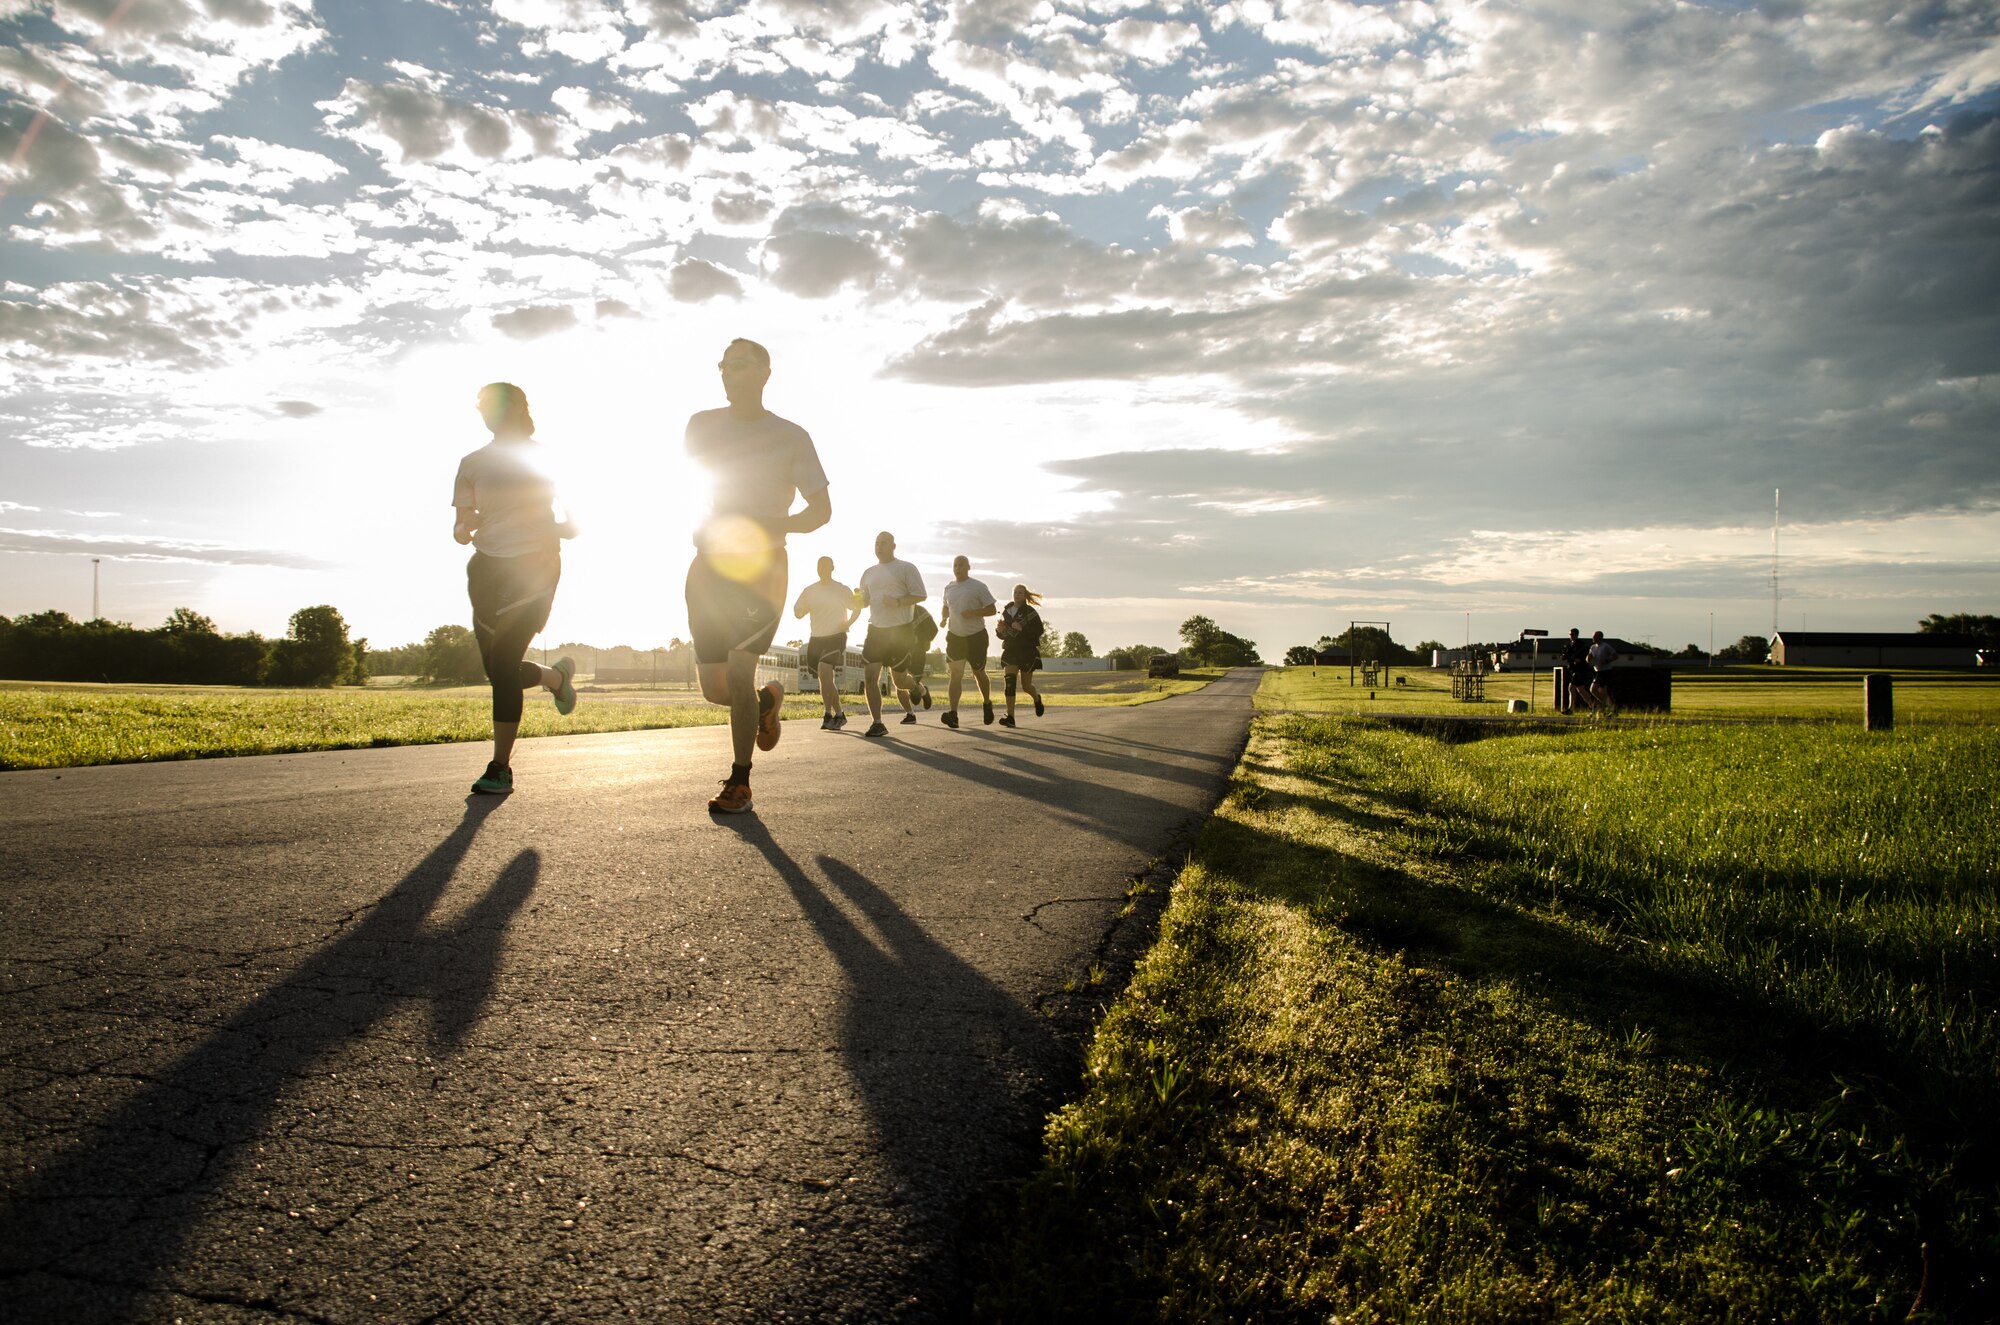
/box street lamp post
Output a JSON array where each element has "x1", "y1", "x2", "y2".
[
  {"x1": 91, "y1": 558, "x2": 100, "y2": 620},
  {"x1": 1521, "y1": 629, "x2": 1548, "y2": 712}
]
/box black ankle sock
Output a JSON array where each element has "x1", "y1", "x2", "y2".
[{"x1": 730, "y1": 763, "x2": 751, "y2": 784}]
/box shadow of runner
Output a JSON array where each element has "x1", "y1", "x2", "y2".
[
  {"x1": 721, "y1": 818, "x2": 1068, "y2": 1321},
  {"x1": 0, "y1": 798, "x2": 538, "y2": 1322}
]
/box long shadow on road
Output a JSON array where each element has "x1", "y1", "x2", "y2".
[
  {"x1": 723, "y1": 817, "x2": 1067, "y2": 1321},
  {"x1": 0, "y1": 797, "x2": 538, "y2": 1323}
]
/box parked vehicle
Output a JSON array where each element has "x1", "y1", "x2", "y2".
[{"x1": 1147, "y1": 653, "x2": 1180, "y2": 678}]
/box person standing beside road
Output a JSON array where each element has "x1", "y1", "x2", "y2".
[
  {"x1": 684, "y1": 338, "x2": 832, "y2": 814},
  {"x1": 794, "y1": 556, "x2": 858, "y2": 730},
  {"x1": 1560, "y1": 626, "x2": 1594, "y2": 715},
  {"x1": 452, "y1": 382, "x2": 579, "y2": 796},
  {"x1": 995, "y1": 583, "x2": 1045, "y2": 728},
  {"x1": 937, "y1": 555, "x2": 998, "y2": 728},
  {"x1": 1586, "y1": 630, "x2": 1619, "y2": 714},
  {"x1": 856, "y1": 530, "x2": 926, "y2": 737}
]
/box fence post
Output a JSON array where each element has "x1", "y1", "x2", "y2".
[{"x1": 1863, "y1": 673, "x2": 1893, "y2": 731}]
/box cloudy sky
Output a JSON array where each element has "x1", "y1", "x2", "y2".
[{"x1": 3, "y1": 0, "x2": 1996, "y2": 659}]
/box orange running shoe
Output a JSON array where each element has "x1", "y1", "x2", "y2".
[
  {"x1": 755, "y1": 681, "x2": 784, "y2": 751},
  {"x1": 708, "y1": 779, "x2": 752, "y2": 814}
]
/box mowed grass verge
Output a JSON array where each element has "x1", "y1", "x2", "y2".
[
  {"x1": 1260, "y1": 662, "x2": 2000, "y2": 724},
  {"x1": 975, "y1": 716, "x2": 1997, "y2": 1321},
  {"x1": 0, "y1": 668, "x2": 1219, "y2": 769}
]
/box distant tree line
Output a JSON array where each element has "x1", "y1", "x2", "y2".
[
  {"x1": 0, "y1": 606, "x2": 367, "y2": 686},
  {"x1": 1179, "y1": 615, "x2": 1261, "y2": 666}
]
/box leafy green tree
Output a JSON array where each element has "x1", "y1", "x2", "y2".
[
  {"x1": 1060, "y1": 631, "x2": 1092, "y2": 659},
  {"x1": 422, "y1": 624, "x2": 487, "y2": 684},
  {"x1": 1208, "y1": 631, "x2": 1260, "y2": 666},
  {"x1": 1919, "y1": 613, "x2": 2000, "y2": 647},
  {"x1": 1039, "y1": 623, "x2": 1061, "y2": 656},
  {"x1": 267, "y1": 605, "x2": 355, "y2": 686},
  {"x1": 1179, "y1": 615, "x2": 1222, "y2": 665},
  {"x1": 161, "y1": 607, "x2": 217, "y2": 634},
  {"x1": 1413, "y1": 639, "x2": 1446, "y2": 656},
  {"x1": 1285, "y1": 644, "x2": 1316, "y2": 666},
  {"x1": 1717, "y1": 634, "x2": 1770, "y2": 662}
]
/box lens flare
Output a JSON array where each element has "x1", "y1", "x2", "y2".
[{"x1": 701, "y1": 514, "x2": 775, "y2": 583}]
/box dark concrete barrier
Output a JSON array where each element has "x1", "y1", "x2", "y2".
[
  {"x1": 1865, "y1": 673, "x2": 1893, "y2": 731},
  {"x1": 1604, "y1": 668, "x2": 1672, "y2": 712}
]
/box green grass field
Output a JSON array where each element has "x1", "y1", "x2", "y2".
[
  {"x1": 976, "y1": 715, "x2": 1998, "y2": 1321},
  {"x1": 0, "y1": 668, "x2": 1220, "y2": 769},
  {"x1": 1260, "y1": 662, "x2": 2000, "y2": 724}
]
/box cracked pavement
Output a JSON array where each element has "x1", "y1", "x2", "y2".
[{"x1": 0, "y1": 670, "x2": 1256, "y2": 1322}]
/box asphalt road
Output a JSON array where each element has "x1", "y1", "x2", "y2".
[{"x1": 0, "y1": 670, "x2": 1258, "y2": 1323}]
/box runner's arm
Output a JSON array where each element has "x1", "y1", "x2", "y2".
[
  {"x1": 452, "y1": 505, "x2": 478, "y2": 545},
  {"x1": 785, "y1": 485, "x2": 831, "y2": 536}
]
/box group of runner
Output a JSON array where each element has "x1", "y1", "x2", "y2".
[
  {"x1": 449, "y1": 338, "x2": 1050, "y2": 815},
  {"x1": 793, "y1": 540, "x2": 1046, "y2": 738},
  {"x1": 1559, "y1": 627, "x2": 1619, "y2": 714}
]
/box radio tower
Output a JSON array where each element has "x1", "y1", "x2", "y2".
[{"x1": 1770, "y1": 488, "x2": 1780, "y2": 638}]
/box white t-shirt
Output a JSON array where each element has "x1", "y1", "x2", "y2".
[
  {"x1": 452, "y1": 439, "x2": 565, "y2": 558},
  {"x1": 794, "y1": 579, "x2": 854, "y2": 638},
  {"x1": 858, "y1": 559, "x2": 925, "y2": 628},
  {"x1": 684, "y1": 407, "x2": 828, "y2": 554},
  {"x1": 1589, "y1": 641, "x2": 1618, "y2": 669},
  {"x1": 940, "y1": 576, "x2": 996, "y2": 636}
]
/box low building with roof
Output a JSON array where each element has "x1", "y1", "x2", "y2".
[{"x1": 1770, "y1": 631, "x2": 1980, "y2": 668}]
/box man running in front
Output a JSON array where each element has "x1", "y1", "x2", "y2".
[
  {"x1": 856, "y1": 530, "x2": 925, "y2": 737},
  {"x1": 684, "y1": 338, "x2": 831, "y2": 813},
  {"x1": 938, "y1": 554, "x2": 997, "y2": 728}
]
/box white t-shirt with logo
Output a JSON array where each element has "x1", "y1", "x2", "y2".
[
  {"x1": 794, "y1": 579, "x2": 854, "y2": 638},
  {"x1": 858, "y1": 559, "x2": 925, "y2": 628},
  {"x1": 940, "y1": 577, "x2": 997, "y2": 636},
  {"x1": 684, "y1": 407, "x2": 829, "y2": 555}
]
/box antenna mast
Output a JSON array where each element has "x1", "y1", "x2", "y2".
[{"x1": 1770, "y1": 487, "x2": 1780, "y2": 639}]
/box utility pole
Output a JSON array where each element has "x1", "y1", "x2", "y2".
[
  {"x1": 1771, "y1": 487, "x2": 1780, "y2": 640},
  {"x1": 91, "y1": 558, "x2": 100, "y2": 620}
]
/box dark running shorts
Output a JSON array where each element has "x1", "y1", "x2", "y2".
[
  {"x1": 804, "y1": 632, "x2": 847, "y2": 672},
  {"x1": 863, "y1": 623, "x2": 918, "y2": 670},
  {"x1": 686, "y1": 550, "x2": 786, "y2": 665},
  {"x1": 1001, "y1": 640, "x2": 1041, "y2": 671},
  {"x1": 945, "y1": 630, "x2": 989, "y2": 668},
  {"x1": 467, "y1": 549, "x2": 559, "y2": 641}
]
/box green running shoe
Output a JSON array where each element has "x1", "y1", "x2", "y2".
[
  {"x1": 552, "y1": 656, "x2": 578, "y2": 715},
  {"x1": 471, "y1": 761, "x2": 513, "y2": 794}
]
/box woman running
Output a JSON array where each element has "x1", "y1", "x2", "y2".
[
  {"x1": 452, "y1": 381, "x2": 579, "y2": 794},
  {"x1": 994, "y1": 583, "x2": 1045, "y2": 727}
]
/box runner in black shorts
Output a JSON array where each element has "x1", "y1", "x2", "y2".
[
  {"x1": 856, "y1": 530, "x2": 926, "y2": 736},
  {"x1": 684, "y1": 338, "x2": 831, "y2": 813},
  {"x1": 938, "y1": 554, "x2": 998, "y2": 728},
  {"x1": 451, "y1": 382, "x2": 579, "y2": 795},
  {"x1": 794, "y1": 556, "x2": 857, "y2": 729},
  {"x1": 995, "y1": 583, "x2": 1045, "y2": 727}
]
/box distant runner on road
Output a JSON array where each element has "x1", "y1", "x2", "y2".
[
  {"x1": 938, "y1": 555, "x2": 998, "y2": 729},
  {"x1": 684, "y1": 338, "x2": 831, "y2": 813},
  {"x1": 995, "y1": 583, "x2": 1046, "y2": 728},
  {"x1": 856, "y1": 531, "x2": 926, "y2": 737},
  {"x1": 794, "y1": 556, "x2": 857, "y2": 730},
  {"x1": 452, "y1": 381, "x2": 579, "y2": 796}
]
